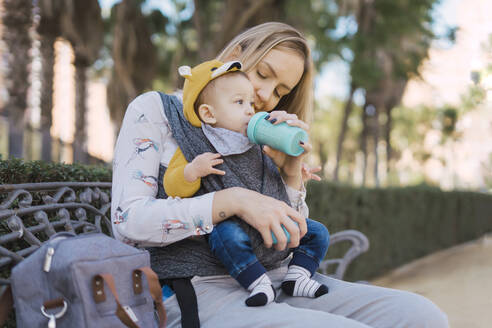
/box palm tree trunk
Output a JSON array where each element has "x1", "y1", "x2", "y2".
[
  {"x1": 333, "y1": 83, "x2": 355, "y2": 181},
  {"x1": 317, "y1": 139, "x2": 328, "y2": 179},
  {"x1": 384, "y1": 104, "x2": 392, "y2": 174},
  {"x1": 1, "y1": 0, "x2": 33, "y2": 158},
  {"x1": 40, "y1": 35, "x2": 56, "y2": 161},
  {"x1": 73, "y1": 60, "x2": 88, "y2": 163},
  {"x1": 360, "y1": 103, "x2": 369, "y2": 186},
  {"x1": 372, "y1": 107, "x2": 380, "y2": 187},
  {"x1": 384, "y1": 79, "x2": 407, "y2": 174}
]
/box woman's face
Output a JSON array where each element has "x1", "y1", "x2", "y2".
[{"x1": 247, "y1": 48, "x2": 304, "y2": 112}]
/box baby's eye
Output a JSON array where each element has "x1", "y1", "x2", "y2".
[
  {"x1": 235, "y1": 99, "x2": 243, "y2": 105},
  {"x1": 250, "y1": 102, "x2": 255, "y2": 107}
]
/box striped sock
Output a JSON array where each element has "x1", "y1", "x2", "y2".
[
  {"x1": 281, "y1": 265, "x2": 328, "y2": 298},
  {"x1": 245, "y1": 273, "x2": 275, "y2": 307}
]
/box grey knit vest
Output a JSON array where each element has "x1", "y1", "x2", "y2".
[{"x1": 147, "y1": 93, "x2": 291, "y2": 279}]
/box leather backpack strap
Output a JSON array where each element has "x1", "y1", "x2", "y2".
[
  {"x1": 132, "y1": 267, "x2": 167, "y2": 328},
  {"x1": 0, "y1": 285, "x2": 13, "y2": 326},
  {"x1": 93, "y1": 273, "x2": 140, "y2": 328}
]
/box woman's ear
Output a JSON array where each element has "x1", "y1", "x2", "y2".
[{"x1": 198, "y1": 104, "x2": 217, "y2": 125}]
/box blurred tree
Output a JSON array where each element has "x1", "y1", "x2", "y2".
[
  {"x1": 337, "y1": 0, "x2": 439, "y2": 185},
  {"x1": 390, "y1": 103, "x2": 436, "y2": 184},
  {"x1": 60, "y1": 0, "x2": 104, "y2": 163},
  {"x1": 482, "y1": 153, "x2": 492, "y2": 192},
  {"x1": 311, "y1": 101, "x2": 336, "y2": 178},
  {"x1": 284, "y1": 0, "x2": 340, "y2": 67},
  {"x1": 0, "y1": 0, "x2": 33, "y2": 158},
  {"x1": 441, "y1": 107, "x2": 458, "y2": 137},
  {"x1": 193, "y1": 0, "x2": 287, "y2": 61},
  {"x1": 460, "y1": 83, "x2": 487, "y2": 112},
  {"x1": 149, "y1": 0, "x2": 291, "y2": 91},
  {"x1": 37, "y1": 0, "x2": 65, "y2": 161},
  {"x1": 107, "y1": 0, "x2": 158, "y2": 128},
  {"x1": 333, "y1": 82, "x2": 356, "y2": 181}
]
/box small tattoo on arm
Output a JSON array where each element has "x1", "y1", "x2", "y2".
[{"x1": 219, "y1": 211, "x2": 227, "y2": 219}]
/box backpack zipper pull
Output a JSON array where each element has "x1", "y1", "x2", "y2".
[
  {"x1": 43, "y1": 247, "x2": 55, "y2": 272},
  {"x1": 48, "y1": 314, "x2": 56, "y2": 328}
]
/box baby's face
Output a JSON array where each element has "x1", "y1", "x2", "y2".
[{"x1": 207, "y1": 74, "x2": 255, "y2": 136}]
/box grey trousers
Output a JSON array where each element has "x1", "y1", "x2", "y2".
[{"x1": 163, "y1": 265, "x2": 449, "y2": 327}]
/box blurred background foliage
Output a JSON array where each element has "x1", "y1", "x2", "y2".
[{"x1": 0, "y1": 0, "x2": 491, "y2": 191}]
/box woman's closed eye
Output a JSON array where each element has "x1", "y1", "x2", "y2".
[{"x1": 257, "y1": 70, "x2": 281, "y2": 98}]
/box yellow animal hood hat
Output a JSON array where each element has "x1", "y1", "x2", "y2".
[{"x1": 179, "y1": 60, "x2": 242, "y2": 127}]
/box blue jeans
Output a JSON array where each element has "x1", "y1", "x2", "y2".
[{"x1": 208, "y1": 218, "x2": 329, "y2": 289}]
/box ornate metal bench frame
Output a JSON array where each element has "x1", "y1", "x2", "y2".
[
  {"x1": 0, "y1": 181, "x2": 369, "y2": 323},
  {"x1": 0, "y1": 182, "x2": 113, "y2": 319}
]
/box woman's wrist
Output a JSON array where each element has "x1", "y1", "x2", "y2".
[
  {"x1": 281, "y1": 171, "x2": 303, "y2": 190},
  {"x1": 212, "y1": 187, "x2": 244, "y2": 224}
]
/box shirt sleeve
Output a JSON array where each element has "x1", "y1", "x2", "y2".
[
  {"x1": 164, "y1": 146, "x2": 201, "y2": 198},
  {"x1": 283, "y1": 178, "x2": 309, "y2": 218},
  {"x1": 111, "y1": 92, "x2": 214, "y2": 246}
]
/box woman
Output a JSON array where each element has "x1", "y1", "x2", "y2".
[{"x1": 111, "y1": 22, "x2": 448, "y2": 327}]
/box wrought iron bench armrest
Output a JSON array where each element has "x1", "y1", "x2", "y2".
[{"x1": 319, "y1": 229, "x2": 370, "y2": 280}]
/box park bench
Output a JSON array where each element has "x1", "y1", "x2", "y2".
[{"x1": 0, "y1": 181, "x2": 369, "y2": 325}]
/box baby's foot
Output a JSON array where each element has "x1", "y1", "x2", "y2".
[
  {"x1": 281, "y1": 265, "x2": 328, "y2": 298},
  {"x1": 245, "y1": 273, "x2": 276, "y2": 307},
  {"x1": 245, "y1": 284, "x2": 276, "y2": 307}
]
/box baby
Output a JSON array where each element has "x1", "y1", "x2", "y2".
[{"x1": 164, "y1": 60, "x2": 330, "y2": 306}]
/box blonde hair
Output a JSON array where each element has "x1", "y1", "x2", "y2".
[{"x1": 216, "y1": 22, "x2": 314, "y2": 125}]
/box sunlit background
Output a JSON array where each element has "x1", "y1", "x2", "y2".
[{"x1": 0, "y1": 0, "x2": 491, "y2": 191}]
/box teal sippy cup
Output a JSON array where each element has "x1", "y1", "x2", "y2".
[
  {"x1": 247, "y1": 112, "x2": 308, "y2": 156},
  {"x1": 271, "y1": 220, "x2": 299, "y2": 244}
]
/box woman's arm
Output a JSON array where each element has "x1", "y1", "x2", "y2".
[
  {"x1": 261, "y1": 110, "x2": 315, "y2": 190},
  {"x1": 111, "y1": 92, "x2": 215, "y2": 246},
  {"x1": 212, "y1": 187, "x2": 308, "y2": 251}
]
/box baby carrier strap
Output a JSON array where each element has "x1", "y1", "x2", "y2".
[{"x1": 160, "y1": 278, "x2": 199, "y2": 328}]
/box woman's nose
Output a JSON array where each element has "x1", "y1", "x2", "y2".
[{"x1": 255, "y1": 87, "x2": 269, "y2": 105}]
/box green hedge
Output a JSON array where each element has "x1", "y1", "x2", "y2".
[
  {"x1": 307, "y1": 181, "x2": 492, "y2": 281},
  {"x1": 0, "y1": 158, "x2": 111, "y2": 184}
]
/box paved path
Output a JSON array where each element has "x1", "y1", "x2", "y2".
[{"x1": 371, "y1": 233, "x2": 492, "y2": 328}]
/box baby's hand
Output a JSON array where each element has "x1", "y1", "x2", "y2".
[
  {"x1": 184, "y1": 152, "x2": 225, "y2": 182},
  {"x1": 301, "y1": 163, "x2": 322, "y2": 183}
]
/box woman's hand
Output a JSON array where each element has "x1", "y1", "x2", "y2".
[
  {"x1": 262, "y1": 110, "x2": 312, "y2": 189},
  {"x1": 264, "y1": 111, "x2": 309, "y2": 130},
  {"x1": 213, "y1": 187, "x2": 307, "y2": 251}
]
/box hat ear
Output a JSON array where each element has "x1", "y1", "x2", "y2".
[
  {"x1": 211, "y1": 61, "x2": 242, "y2": 78},
  {"x1": 178, "y1": 65, "x2": 192, "y2": 78}
]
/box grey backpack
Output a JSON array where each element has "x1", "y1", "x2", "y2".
[{"x1": 11, "y1": 232, "x2": 166, "y2": 328}]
